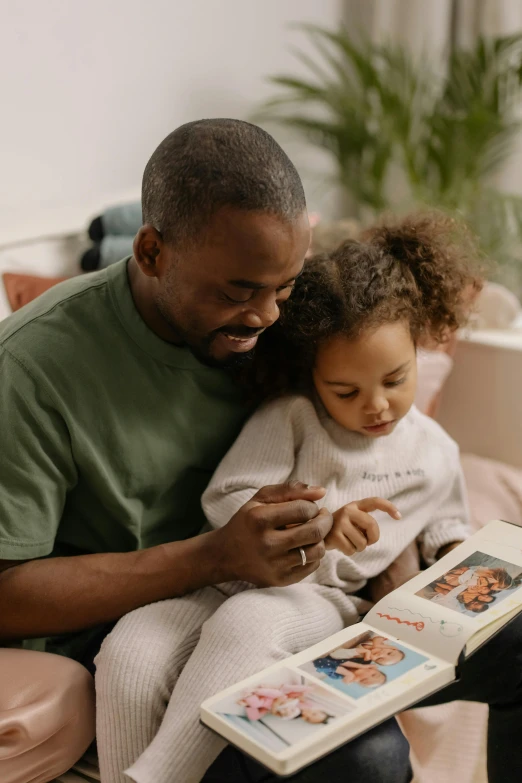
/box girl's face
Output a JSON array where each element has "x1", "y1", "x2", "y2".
[
  {"x1": 370, "y1": 646, "x2": 404, "y2": 666},
  {"x1": 272, "y1": 697, "x2": 301, "y2": 720},
  {"x1": 467, "y1": 599, "x2": 491, "y2": 612},
  {"x1": 301, "y1": 707, "x2": 328, "y2": 724},
  {"x1": 355, "y1": 667, "x2": 387, "y2": 688},
  {"x1": 313, "y1": 322, "x2": 417, "y2": 437}
]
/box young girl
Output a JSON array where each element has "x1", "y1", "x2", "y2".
[{"x1": 124, "y1": 213, "x2": 481, "y2": 783}]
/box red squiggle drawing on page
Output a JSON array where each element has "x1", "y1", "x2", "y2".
[
  {"x1": 377, "y1": 607, "x2": 464, "y2": 637},
  {"x1": 376, "y1": 612, "x2": 424, "y2": 631}
]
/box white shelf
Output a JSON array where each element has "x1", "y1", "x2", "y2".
[{"x1": 460, "y1": 329, "x2": 522, "y2": 352}]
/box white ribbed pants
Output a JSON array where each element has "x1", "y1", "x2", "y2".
[{"x1": 94, "y1": 583, "x2": 359, "y2": 783}]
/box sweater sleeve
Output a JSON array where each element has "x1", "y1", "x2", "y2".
[
  {"x1": 417, "y1": 444, "x2": 471, "y2": 565},
  {"x1": 202, "y1": 397, "x2": 304, "y2": 529}
]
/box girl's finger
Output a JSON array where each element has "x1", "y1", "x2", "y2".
[
  {"x1": 342, "y1": 525, "x2": 367, "y2": 553},
  {"x1": 338, "y1": 538, "x2": 357, "y2": 556},
  {"x1": 346, "y1": 508, "x2": 380, "y2": 545},
  {"x1": 330, "y1": 528, "x2": 357, "y2": 556},
  {"x1": 356, "y1": 497, "x2": 401, "y2": 520},
  {"x1": 337, "y1": 532, "x2": 357, "y2": 556},
  {"x1": 325, "y1": 528, "x2": 353, "y2": 555}
]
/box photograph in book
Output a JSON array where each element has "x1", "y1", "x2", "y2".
[
  {"x1": 209, "y1": 668, "x2": 354, "y2": 753},
  {"x1": 415, "y1": 551, "x2": 522, "y2": 619},
  {"x1": 298, "y1": 630, "x2": 428, "y2": 700}
]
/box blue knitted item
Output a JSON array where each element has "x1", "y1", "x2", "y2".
[
  {"x1": 99, "y1": 235, "x2": 135, "y2": 268},
  {"x1": 101, "y1": 202, "x2": 142, "y2": 236}
]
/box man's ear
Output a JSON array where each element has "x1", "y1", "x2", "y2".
[{"x1": 134, "y1": 225, "x2": 163, "y2": 278}]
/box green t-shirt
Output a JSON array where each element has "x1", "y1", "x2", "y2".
[{"x1": 0, "y1": 259, "x2": 247, "y2": 659}]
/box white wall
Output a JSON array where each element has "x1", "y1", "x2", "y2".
[{"x1": 0, "y1": 0, "x2": 342, "y2": 246}]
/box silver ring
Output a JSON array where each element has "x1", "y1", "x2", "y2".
[{"x1": 299, "y1": 547, "x2": 307, "y2": 567}]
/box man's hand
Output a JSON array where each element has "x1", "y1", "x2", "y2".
[
  {"x1": 211, "y1": 482, "x2": 333, "y2": 587},
  {"x1": 0, "y1": 483, "x2": 330, "y2": 640},
  {"x1": 325, "y1": 498, "x2": 401, "y2": 556}
]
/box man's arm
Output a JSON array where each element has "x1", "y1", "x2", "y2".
[
  {"x1": 0, "y1": 483, "x2": 332, "y2": 641},
  {"x1": 0, "y1": 350, "x2": 332, "y2": 641}
]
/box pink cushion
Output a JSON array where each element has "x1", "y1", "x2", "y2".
[
  {"x1": 0, "y1": 648, "x2": 95, "y2": 783},
  {"x1": 2, "y1": 273, "x2": 67, "y2": 312},
  {"x1": 461, "y1": 453, "x2": 522, "y2": 531}
]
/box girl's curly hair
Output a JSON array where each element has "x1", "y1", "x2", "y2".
[{"x1": 242, "y1": 211, "x2": 483, "y2": 400}]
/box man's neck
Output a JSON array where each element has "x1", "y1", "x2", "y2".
[{"x1": 127, "y1": 257, "x2": 183, "y2": 345}]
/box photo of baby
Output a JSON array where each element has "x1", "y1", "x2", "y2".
[
  {"x1": 416, "y1": 551, "x2": 522, "y2": 619},
  {"x1": 211, "y1": 669, "x2": 353, "y2": 753},
  {"x1": 299, "y1": 631, "x2": 427, "y2": 700}
]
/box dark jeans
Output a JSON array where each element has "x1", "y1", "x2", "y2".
[
  {"x1": 204, "y1": 614, "x2": 522, "y2": 782},
  {"x1": 203, "y1": 718, "x2": 411, "y2": 783}
]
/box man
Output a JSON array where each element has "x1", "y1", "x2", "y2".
[
  {"x1": 0, "y1": 119, "x2": 411, "y2": 782},
  {"x1": 0, "y1": 120, "x2": 520, "y2": 783}
]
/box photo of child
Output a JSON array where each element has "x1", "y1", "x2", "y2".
[
  {"x1": 211, "y1": 669, "x2": 353, "y2": 753},
  {"x1": 299, "y1": 631, "x2": 427, "y2": 700},
  {"x1": 416, "y1": 551, "x2": 522, "y2": 619}
]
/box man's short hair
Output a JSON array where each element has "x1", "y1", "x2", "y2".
[{"x1": 142, "y1": 119, "x2": 306, "y2": 245}]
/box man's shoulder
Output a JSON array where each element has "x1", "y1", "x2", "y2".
[{"x1": 0, "y1": 265, "x2": 116, "y2": 361}]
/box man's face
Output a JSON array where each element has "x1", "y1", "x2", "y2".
[
  {"x1": 467, "y1": 599, "x2": 491, "y2": 612},
  {"x1": 150, "y1": 208, "x2": 310, "y2": 366}
]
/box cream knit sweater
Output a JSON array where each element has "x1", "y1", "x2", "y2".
[{"x1": 203, "y1": 395, "x2": 471, "y2": 593}]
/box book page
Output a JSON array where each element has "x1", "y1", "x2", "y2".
[
  {"x1": 366, "y1": 520, "x2": 522, "y2": 664},
  {"x1": 201, "y1": 622, "x2": 453, "y2": 776}
]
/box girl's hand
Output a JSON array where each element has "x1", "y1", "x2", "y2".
[{"x1": 325, "y1": 498, "x2": 401, "y2": 556}]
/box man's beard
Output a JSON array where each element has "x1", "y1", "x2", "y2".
[
  {"x1": 195, "y1": 343, "x2": 256, "y2": 370},
  {"x1": 155, "y1": 298, "x2": 258, "y2": 369},
  {"x1": 188, "y1": 329, "x2": 259, "y2": 370}
]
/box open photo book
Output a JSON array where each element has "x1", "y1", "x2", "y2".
[{"x1": 201, "y1": 519, "x2": 522, "y2": 776}]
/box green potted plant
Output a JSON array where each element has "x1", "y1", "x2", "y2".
[{"x1": 257, "y1": 26, "x2": 522, "y2": 294}]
